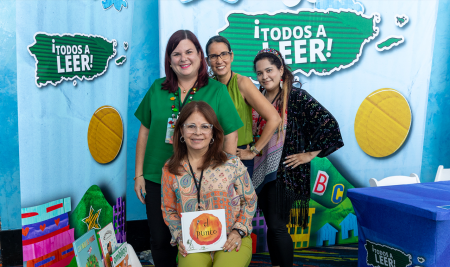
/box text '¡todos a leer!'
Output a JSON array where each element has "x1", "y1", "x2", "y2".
[
  {"x1": 51, "y1": 39, "x2": 93, "y2": 73},
  {"x1": 372, "y1": 247, "x2": 397, "y2": 267},
  {"x1": 254, "y1": 20, "x2": 333, "y2": 64}
]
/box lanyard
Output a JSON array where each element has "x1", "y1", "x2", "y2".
[
  {"x1": 226, "y1": 71, "x2": 234, "y2": 86},
  {"x1": 187, "y1": 159, "x2": 204, "y2": 210}
]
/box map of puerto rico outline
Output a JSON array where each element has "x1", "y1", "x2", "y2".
[
  {"x1": 28, "y1": 32, "x2": 117, "y2": 88},
  {"x1": 217, "y1": 8, "x2": 381, "y2": 78}
]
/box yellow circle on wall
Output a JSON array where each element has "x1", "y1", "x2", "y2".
[
  {"x1": 88, "y1": 106, "x2": 123, "y2": 164},
  {"x1": 354, "y1": 88, "x2": 411, "y2": 158}
]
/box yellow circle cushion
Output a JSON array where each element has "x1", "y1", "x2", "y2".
[
  {"x1": 354, "y1": 88, "x2": 411, "y2": 157},
  {"x1": 87, "y1": 106, "x2": 123, "y2": 163}
]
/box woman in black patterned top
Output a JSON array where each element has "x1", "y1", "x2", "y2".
[{"x1": 251, "y1": 48, "x2": 344, "y2": 267}]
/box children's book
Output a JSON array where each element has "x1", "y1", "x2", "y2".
[
  {"x1": 111, "y1": 242, "x2": 130, "y2": 267},
  {"x1": 181, "y1": 209, "x2": 226, "y2": 253},
  {"x1": 73, "y1": 229, "x2": 102, "y2": 267},
  {"x1": 98, "y1": 222, "x2": 118, "y2": 267}
]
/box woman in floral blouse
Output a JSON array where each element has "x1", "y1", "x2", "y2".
[
  {"x1": 161, "y1": 101, "x2": 257, "y2": 267},
  {"x1": 249, "y1": 48, "x2": 344, "y2": 267}
]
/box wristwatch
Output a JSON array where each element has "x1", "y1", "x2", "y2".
[
  {"x1": 250, "y1": 145, "x2": 260, "y2": 155},
  {"x1": 233, "y1": 228, "x2": 246, "y2": 238}
]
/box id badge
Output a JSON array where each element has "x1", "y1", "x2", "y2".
[{"x1": 165, "y1": 118, "x2": 176, "y2": 144}]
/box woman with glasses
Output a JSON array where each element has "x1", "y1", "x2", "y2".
[
  {"x1": 134, "y1": 30, "x2": 243, "y2": 267},
  {"x1": 205, "y1": 36, "x2": 281, "y2": 178},
  {"x1": 161, "y1": 101, "x2": 257, "y2": 267},
  {"x1": 252, "y1": 48, "x2": 344, "y2": 267}
]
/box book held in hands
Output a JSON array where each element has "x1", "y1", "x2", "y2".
[{"x1": 181, "y1": 209, "x2": 226, "y2": 253}]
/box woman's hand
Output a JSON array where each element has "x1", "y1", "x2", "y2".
[
  {"x1": 135, "y1": 124, "x2": 149, "y2": 204},
  {"x1": 178, "y1": 239, "x2": 188, "y2": 257},
  {"x1": 284, "y1": 150, "x2": 321, "y2": 168},
  {"x1": 223, "y1": 230, "x2": 242, "y2": 252},
  {"x1": 134, "y1": 176, "x2": 146, "y2": 204},
  {"x1": 236, "y1": 145, "x2": 256, "y2": 160}
]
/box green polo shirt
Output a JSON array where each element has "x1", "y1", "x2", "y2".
[{"x1": 135, "y1": 77, "x2": 243, "y2": 184}]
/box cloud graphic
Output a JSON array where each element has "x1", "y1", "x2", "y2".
[
  {"x1": 282, "y1": 0, "x2": 302, "y2": 7},
  {"x1": 102, "y1": 0, "x2": 128, "y2": 11},
  {"x1": 180, "y1": 0, "x2": 239, "y2": 3},
  {"x1": 315, "y1": 0, "x2": 364, "y2": 13}
]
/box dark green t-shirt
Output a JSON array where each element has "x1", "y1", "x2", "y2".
[{"x1": 135, "y1": 77, "x2": 243, "y2": 184}]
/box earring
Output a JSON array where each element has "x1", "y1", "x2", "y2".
[
  {"x1": 180, "y1": 136, "x2": 185, "y2": 143},
  {"x1": 280, "y1": 78, "x2": 283, "y2": 89},
  {"x1": 209, "y1": 138, "x2": 214, "y2": 145}
]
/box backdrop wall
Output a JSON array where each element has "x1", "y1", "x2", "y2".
[
  {"x1": 158, "y1": 0, "x2": 438, "y2": 188},
  {"x1": 0, "y1": 0, "x2": 21, "y2": 231},
  {"x1": 126, "y1": 0, "x2": 160, "y2": 221},
  {"x1": 421, "y1": 0, "x2": 450, "y2": 183},
  {"x1": 0, "y1": 0, "x2": 449, "y2": 256}
]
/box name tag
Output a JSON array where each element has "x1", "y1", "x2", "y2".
[{"x1": 165, "y1": 118, "x2": 176, "y2": 144}]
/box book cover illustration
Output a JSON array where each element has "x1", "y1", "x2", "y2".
[
  {"x1": 111, "y1": 242, "x2": 131, "y2": 267},
  {"x1": 73, "y1": 229, "x2": 102, "y2": 267},
  {"x1": 181, "y1": 209, "x2": 226, "y2": 253},
  {"x1": 98, "y1": 222, "x2": 118, "y2": 267}
]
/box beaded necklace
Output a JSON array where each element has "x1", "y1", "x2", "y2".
[
  {"x1": 253, "y1": 89, "x2": 281, "y2": 143},
  {"x1": 169, "y1": 82, "x2": 199, "y2": 128}
]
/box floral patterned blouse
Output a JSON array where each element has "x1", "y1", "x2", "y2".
[{"x1": 161, "y1": 154, "x2": 257, "y2": 246}]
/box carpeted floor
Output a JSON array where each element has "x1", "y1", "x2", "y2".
[
  {"x1": 0, "y1": 245, "x2": 357, "y2": 266},
  {"x1": 139, "y1": 245, "x2": 358, "y2": 267}
]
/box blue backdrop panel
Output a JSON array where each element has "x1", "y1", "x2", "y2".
[
  {"x1": 421, "y1": 0, "x2": 450, "y2": 182},
  {"x1": 0, "y1": 0, "x2": 21, "y2": 230},
  {"x1": 348, "y1": 182, "x2": 450, "y2": 267},
  {"x1": 16, "y1": 0, "x2": 134, "y2": 209},
  {"x1": 126, "y1": 0, "x2": 160, "y2": 221}
]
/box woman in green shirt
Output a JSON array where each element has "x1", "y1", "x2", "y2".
[
  {"x1": 134, "y1": 30, "x2": 243, "y2": 267},
  {"x1": 205, "y1": 36, "x2": 281, "y2": 178}
]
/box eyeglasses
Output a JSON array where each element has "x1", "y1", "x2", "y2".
[
  {"x1": 208, "y1": 51, "x2": 232, "y2": 63},
  {"x1": 183, "y1": 123, "x2": 213, "y2": 134}
]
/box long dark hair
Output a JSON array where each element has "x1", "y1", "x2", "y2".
[
  {"x1": 205, "y1": 35, "x2": 232, "y2": 57},
  {"x1": 167, "y1": 101, "x2": 227, "y2": 175},
  {"x1": 253, "y1": 49, "x2": 300, "y2": 135},
  {"x1": 162, "y1": 30, "x2": 209, "y2": 93}
]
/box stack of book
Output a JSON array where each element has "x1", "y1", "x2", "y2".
[{"x1": 73, "y1": 222, "x2": 130, "y2": 267}]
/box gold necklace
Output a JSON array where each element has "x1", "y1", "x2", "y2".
[
  {"x1": 179, "y1": 84, "x2": 187, "y2": 93},
  {"x1": 179, "y1": 82, "x2": 194, "y2": 94}
]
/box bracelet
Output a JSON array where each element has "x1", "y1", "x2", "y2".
[
  {"x1": 250, "y1": 145, "x2": 260, "y2": 155},
  {"x1": 134, "y1": 174, "x2": 144, "y2": 180}
]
